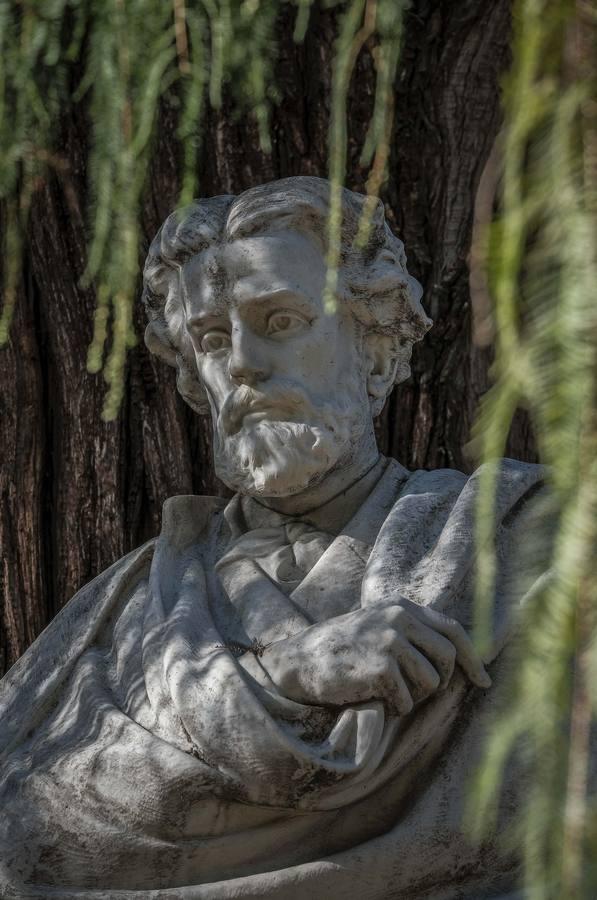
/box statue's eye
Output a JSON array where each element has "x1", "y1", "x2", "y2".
[
  {"x1": 266, "y1": 310, "x2": 308, "y2": 338},
  {"x1": 199, "y1": 330, "x2": 231, "y2": 353}
]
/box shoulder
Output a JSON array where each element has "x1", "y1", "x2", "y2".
[
  {"x1": 0, "y1": 493, "x2": 228, "y2": 753},
  {"x1": 1, "y1": 492, "x2": 228, "y2": 682},
  {"x1": 400, "y1": 457, "x2": 546, "y2": 504},
  {"x1": 0, "y1": 540, "x2": 154, "y2": 742},
  {"x1": 158, "y1": 493, "x2": 228, "y2": 549},
  {"x1": 386, "y1": 458, "x2": 548, "y2": 545}
]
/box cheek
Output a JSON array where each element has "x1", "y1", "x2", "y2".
[
  {"x1": 283, "y1": 322, "x2": 344, "y2": 376},
  {"x1": 315, "y1": 319, "x2": 365, "y2": 386}
]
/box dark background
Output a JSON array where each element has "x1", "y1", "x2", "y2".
[{"x1": 0, "y1": 0, "x2": 535, "y2": 675}]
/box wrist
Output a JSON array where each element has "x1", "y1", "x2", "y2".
[{"x1": 238, "y1": 648, "x2": 278, "y2": 690}]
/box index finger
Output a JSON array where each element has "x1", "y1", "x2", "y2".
[{"x1": 408, "y1": 604, "x2": 491, "y2": 689}]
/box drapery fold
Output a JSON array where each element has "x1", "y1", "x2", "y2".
[{"x1": 0, "y1": 458, "x2": 549, "y2": 898}]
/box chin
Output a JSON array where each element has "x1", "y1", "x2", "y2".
[{"x1": 214, "y1": 420, "x2": 352, "y2": 498}]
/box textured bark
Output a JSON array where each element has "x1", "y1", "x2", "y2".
[
  {"x1": 0, "y1": 235, "x2": 46, "y2": 676},
  {"x1": 0, "y1": 0, "x2": 533, "y2": 675}
]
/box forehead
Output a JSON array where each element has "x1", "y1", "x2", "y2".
[{"x1": 180, "y1": 230, "x2": 327, "y2": 317}]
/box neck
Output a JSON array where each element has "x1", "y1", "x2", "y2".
[{"x1": 254, "y1": 427, "x2": 380, "y2": 517}]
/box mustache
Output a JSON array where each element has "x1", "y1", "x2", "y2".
[{"x1": 218, "y1": 382, "x2": 313, "y2": 436}]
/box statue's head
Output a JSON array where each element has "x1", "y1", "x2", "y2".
[{"x1": 142, "y1": 176, "x2": 431, "y2": 498}]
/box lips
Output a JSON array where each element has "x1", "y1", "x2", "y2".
[
  {"x1": 241, "y1": 406, "x2": 273, "y2": 424},
  {"x1": 220, "y1": 394, "x2": 275, "y2": 435},
  {"x1": 219, "y1": 384, "x2": 310, "y2": 436},
  {"x1": 229, "y1": 402, "x2": 286, "y2": 434}
]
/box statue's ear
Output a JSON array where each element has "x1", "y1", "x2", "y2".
[
  {"x1": 364, "y1": 333, "x2": 399, "y2": 414},
  {"x1": 365, "y1": 332, "x2": 414, "y2": 415},
  {"x1": 144, "y1": 322, "x2": 178, "y2": 367}
]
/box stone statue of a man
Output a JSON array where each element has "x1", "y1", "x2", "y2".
[{"x1": 0, "y1": 177, "x2": 548, "y2": 899}]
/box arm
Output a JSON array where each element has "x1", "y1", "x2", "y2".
[{"x1": 240, "y1": 597, "x2": 491, "y2": 715}]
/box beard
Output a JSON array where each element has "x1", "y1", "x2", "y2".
[{"x1": 211, "y1": 377, "x2": 369, "y2": 497}]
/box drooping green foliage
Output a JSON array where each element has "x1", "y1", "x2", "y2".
[
  {"x1": 470, "y1": 1, "x2": 597, "y2": 896},
  {"x1": 324, "y1": 0, "x2": 407, "y2": 310},
  {"x1": 2, "y1": 1, "x2": 597, "y2": 895},
  {"x1": 0, "y1": 0, "x2": 406, "y2": 417}
]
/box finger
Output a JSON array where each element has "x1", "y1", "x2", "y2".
[
  {"x1": 378, "y1": 658, "x2": 414, "y2": 717},
  {"x1": 395, "y1": 618, "x2": 457, "y2": 688},
  {"x1": 392, "y1": 640, "x2": 441, "y2": 702},
  {"x1": 409, "y1": 605, "x2": 492, "y2": 689}
]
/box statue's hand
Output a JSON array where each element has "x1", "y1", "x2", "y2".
[{"x1": 257, "y1": 598, "x2": 491, "y2": 715}]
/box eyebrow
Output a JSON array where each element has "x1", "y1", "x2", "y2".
[
  {"x1": 235, "y1": 287, "x2": 315, "y2": 309},
  {"x1": 186, "y1": 288, "x2": 317, "y2": 328}
]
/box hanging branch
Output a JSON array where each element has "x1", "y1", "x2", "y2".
[
  {"x1": 469, "y1": 2, "x2": 597, "y2": 896},
  {"x1": 0, "y1": 0, "x2": 408, "y2": 417}
]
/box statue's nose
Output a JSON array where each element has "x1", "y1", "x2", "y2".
[{"x1": 228, "y1": 327, "x2": 270, "y2": 386}]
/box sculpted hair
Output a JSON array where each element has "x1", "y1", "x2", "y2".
[{"x1": 142, "y1": 176, "x2": 431, "y2": 414}]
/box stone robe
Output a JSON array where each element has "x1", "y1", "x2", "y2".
[{"x1": 0, "y1": 457, "x2": 549, "y2": 899}]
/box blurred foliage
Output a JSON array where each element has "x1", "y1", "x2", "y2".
[
  {"x1": 323, "y1": 0, "x2": 407, "y2": 310},
  {"x1": 470, "y1": 1, "x2": 597, "y2": 897},
  {"x1": 2, "y1": 0, "x2": 597, "y2": 896},
  {"x1": 0, "y1": 0, "x2": 405, "y2": 418}
]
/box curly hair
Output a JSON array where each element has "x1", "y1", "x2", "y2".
[{"x1": 142, "y1": 176, "x2": 431, "y2": 414}]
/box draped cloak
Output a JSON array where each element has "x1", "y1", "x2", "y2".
[{"x1": 0, "y1": 457, "x2": 550, "y2": 899}]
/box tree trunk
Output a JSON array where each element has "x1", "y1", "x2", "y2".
[{"x1": 0, "y1": 0, "x2": 526, "y2": 676}]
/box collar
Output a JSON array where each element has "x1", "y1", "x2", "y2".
[{"x1": 237, "y1": 456, "x2": 391, "y2": 537}]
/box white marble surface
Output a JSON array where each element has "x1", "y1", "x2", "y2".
[{"x1": 0, "y1": 178, "x2": 552, "y2": 898}]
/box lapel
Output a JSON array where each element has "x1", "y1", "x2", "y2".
[
  {"x1": 290, "y1": 459, "x2": 408, "y2": 621},
  {"x1": 216, "y1": 493, "x2": 312, "y2": 643},
  {"x1": 214, "y1": 458, "x2": 409, "y2": 642}
]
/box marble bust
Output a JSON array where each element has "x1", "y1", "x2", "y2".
[{"x1": 0, "y1": 177, "x2": 549, "y2": 899}]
